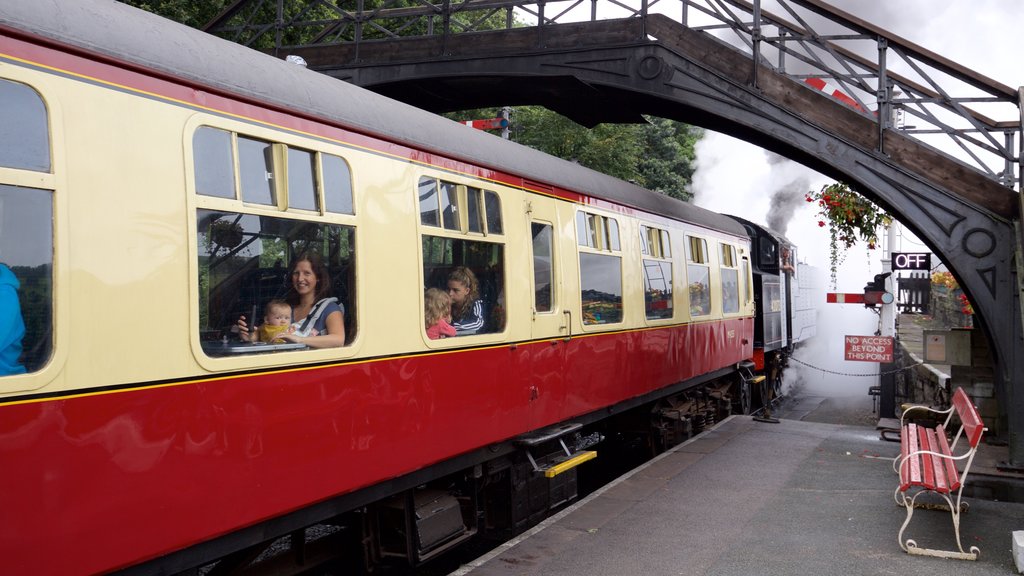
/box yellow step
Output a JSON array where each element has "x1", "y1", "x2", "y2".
[{"x1": 544, "y1": 450, "x2": 597, "y2": 478}]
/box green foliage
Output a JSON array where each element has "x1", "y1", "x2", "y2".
[
  {"x1": 504, "y1": 107, "x2": 641, "y2": 183},
  {"x1": 118, "y1": 0, "x2": 228, "y2": 29},
  {"x1": 447, "y1": 108, "x2": 700, "y2": 199},
  {"x1": 636, "y1": 117, "x2": 700, "y2": 201}
]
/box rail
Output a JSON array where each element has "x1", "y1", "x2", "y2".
[{"x1": 204, "y1": 0, "x2": 1022, "y2": 192}]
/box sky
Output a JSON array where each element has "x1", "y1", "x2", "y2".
[{"x1": 688, "y1": 1, "x2": 1022, "y2": 396}]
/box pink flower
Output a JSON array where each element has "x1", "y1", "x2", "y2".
[{"x1": 818, "y1": 221, "x2": 826, "y2": 227}]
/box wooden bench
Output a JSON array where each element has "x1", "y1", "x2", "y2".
[{"x1": 892, "y1": 387, "x2": 986, "y2": 560}]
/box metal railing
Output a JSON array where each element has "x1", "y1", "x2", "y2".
[{"x1": 204, "y1": 0, "x2": 1021, "y2": 190}]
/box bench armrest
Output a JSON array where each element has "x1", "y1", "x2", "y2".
[
  {"x1": 898, "y1": 448, "x2": 969, "y2": 469},
  {"x1": 899, "y1": 404, "x2": 953, "y2": 428}
]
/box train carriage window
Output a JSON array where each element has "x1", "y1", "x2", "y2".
[
  {"x1": 419, "y1": 178, "x2": 440, "y2": 226},
  {"x1": 580, "y1": 253, "x2": 622, "y2": 325},
  {"x1": 193, "y1": 127, "x2": 356, "y2": 219},
  {"x1": 606, "y1": 218, "x2": 620, "y2": 251},
  {"x1": 287, "y1": 147, "x2": 318, "y2": 211},
  {"x1": 193, "y1": 127, "x2": 235, "y2": 199},
  {"x1": 0, "y1": 81, "x2": 53, "y2": 375},
  {"x1": 467, "y1": 187, "x2": 482, "y2": 234},
  {"x1": 576, "y1": 211, "x2": 619, "y2": 252},
  {"x1": 322, "y1": 153, "x2": 354, "y2": 215},
  {"x1": 417, "y1": 178, "x2": 506, "y2": 337},
  {"x1": 741, "y1": 257, "x2": 752, "y2": 305},
  {"x1": 238, "y1": 136, "x2": 275, "y2": 206},
  {"x1": 720, "y1": 244, "x2": 736, "y2": 267},
  {"x1": 440, "y1": 181, "x2": 459, "y2": 230},
  {"x1": 422, "y1": 235, "x2": 505, "y2": 335},
  {"x1": 531, "y1": 223, "x2": 553, "y2": 313},
  {"x1": 686, "y1": 235, "x2": 711, "y2": 316},
  {"x1": 0, "y1": 184, "x2": 53, "y2": 374},
  {"x1": 196, "y1": 209, "x2": 357, "y2": 355},
  {"x1": 0, "y1": 79, "x2": 50, "y2": 172},
  {"x1": 485, "y1": 191, "x2": 503, "y2": 234},
  {"x1": 641, "y1": 226, "x2": 673, "y2": 320},
  {"x1": 720, "y1": 243, "x2": 740, "y2": 314},
  {"x1": 418, "y1": 177, "x2": 503, "y2": 236},
  {"x1": 576, "y1": 212, "x2": 591, "y2": 247},
  {"x1": 577, "y1": 210, "x2": 623, "y2": 325}
]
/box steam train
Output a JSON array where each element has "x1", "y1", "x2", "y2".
[{"x1": 0, "y1": 2, "x2": 813, "y2": 574}]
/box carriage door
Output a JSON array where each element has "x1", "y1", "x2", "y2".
[{"x1": 528, "y1": 199, "x2": 563, "y2": 338}]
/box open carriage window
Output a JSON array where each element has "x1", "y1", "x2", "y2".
[
  {"x1": 196, "y1": 209, "x2": 356, "y2": 355},
  {"x1": 421, "y1": 235, "x2": 505, "y2": 336}
]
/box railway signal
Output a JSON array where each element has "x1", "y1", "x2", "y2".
[
  {"x1": 825, "y1": 272, "x2": 893, "y2": 308},
  {"x1": 826, "y1": 292, "x2": 866, "y2": 304},
  {"x1": 863, "y1": 272, "x2": 894, "y2": 307},
  {"x1": 461, "y1": 117, "x2": 509, "y2": 131}
]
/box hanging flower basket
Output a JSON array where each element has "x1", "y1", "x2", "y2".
[
  {"x1": 805, "y1": 182, "x2": 891, "y2": 288},
  {"x1": 210, "y1": 219, "x2": 244, "y2": 248}
]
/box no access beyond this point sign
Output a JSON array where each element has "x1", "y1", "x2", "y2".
[{"x1": 844, "y1": 335, "x2": 894, "y2": 363}]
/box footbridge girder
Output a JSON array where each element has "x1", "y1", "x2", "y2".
[{"x1": 253, "y1": 10, "x2": 1024, "y2": 461}]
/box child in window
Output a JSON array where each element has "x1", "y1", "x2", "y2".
[
  {"x1": 257, "y1": 299, "x2": 294, "y2": 343},
  {"x1": 447, "y1": 266, "x2": 485, "y2": 335},
  {"x1": 425, "y1": 287, "x2": 456, "y2": 340}
]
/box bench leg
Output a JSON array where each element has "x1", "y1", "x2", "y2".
[{"x1": 897, "y1": 489, "x2": 979, "y2": 560}]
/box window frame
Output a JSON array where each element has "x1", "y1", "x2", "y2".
[
  {"x1": 576, "y1": 210, "x2": 624, "y2": 328},
  {"x1": 719, "y1": 242, "x2": 741, "y2": 315},
  {"x1": 0, "y1": 73, "x2": 68, "y2": 392},
  {"x1": 193, "y1": 124, "x2": 356, "y2": 219},
  {"x1": 531, "y1": 221, "x2": 555, "y2": 315},
  {"x1": 685, "y1": 234, "x2": 712, "y2": 317},
  {"x1": 417, "y1": 175, "x2": 503, "y2": 237},
  {"x1": 415, "y1": 172, "x2": 508, "y2": 344},
  {"x1": 640, "y1": 224, "x2": 674, "y2": 322},
  {"x1": 185, "y1": 116, "x2": 361, "y2": 370}
]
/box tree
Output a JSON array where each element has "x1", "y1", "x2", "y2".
[
  {"x1": 449, "y1": 108, "x2": 700, "y2": 199},
  {"x1": 118, "y1": 1, "x2": 227, "y2": 29},
  {"x1": 636, "y1": 117, "x2": 700, "y2": 201}
]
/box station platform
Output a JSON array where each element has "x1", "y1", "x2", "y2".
[{"x1": 452, "y1": 411, "x2": 1024, "y2": 576}]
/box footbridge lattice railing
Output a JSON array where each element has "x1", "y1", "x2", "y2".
[{"x1": 204, "y1": 0, "x2": 1022, "y2": 192}]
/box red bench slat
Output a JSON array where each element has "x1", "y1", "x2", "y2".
[
  {"x1": 917, "y1": 425, "x2": 936, "y2": 490},
  {"x1": 933, "y1": 424, "x2": 960, "y2": 492},
  {"x1": 952, "y1": 387, "x2": 984, "y2": 448},
  {"x1": 925, "y1": 427, "x2": 950, "y2": 492},
  {"x1": 900, "y1": 423, "x2": 920, "y2": 491}
]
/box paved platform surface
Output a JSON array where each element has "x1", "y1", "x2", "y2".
[{"x1": 452, "y1": 414, "x2": 1024, "y2": 576}]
